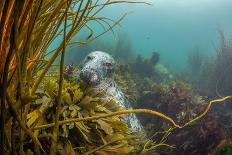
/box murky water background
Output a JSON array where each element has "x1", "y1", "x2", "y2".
[{"x1": 64, "y1": 0, "x2": 232, "y2": 72}]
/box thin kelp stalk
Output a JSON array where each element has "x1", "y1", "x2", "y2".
[
  {"x1": 31, "y1": 0, "x2": 92, "y2": 94},
  {"x1": 11, "y1": 118, "x2": 16, "y2": 155},
  {"x1": 0, "y1": 0, "x2": 14, "y2": 73},
  {"x1": 0, "y1": 0, "x2": 6, "y2": 21},
  {"x1": 6, "y1": 93, "x2": 43, "y2": 155},
  {"x1": 141, "y1": 128, "x2": 175, "y2": 153},
  {"x1": 19, "y1": 2, "x2": 44, "y2": 154},
  {"x1": 0, "y1": 1, "x2": 15, "y2": 153},
  {"x1": 0, "y1": 0, "x2": 9, "y2": 47},
  {"x1": 50, "y1": 1, "x2": 70, "y2": 154},
  {"x1": 21, "y1": 0, "x2": 43, "y2": 91},
  {"x1": 30, "y1": 0, "x2": 126, "y2": 94},
  {"x1": 13, "y1": 2, "x2": 33, "y2": 154},
  {"x1": 0, "y1": 33, "x2": 14, "y2": 154},
  {"x1": 72, "y1": 0, "x2": 84, "y2": 26}
]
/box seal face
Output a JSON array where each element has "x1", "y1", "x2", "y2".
[
  {"x1": 79, "y1": 51, "x2": 143, "y2": 131},
  {"x1": 79, "y1": 51, "x2": 115, "y2": 86}
]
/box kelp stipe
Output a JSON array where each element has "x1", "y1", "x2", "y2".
[{"x1": 0, "y1": 0, "x2": 149, "y2": 154}]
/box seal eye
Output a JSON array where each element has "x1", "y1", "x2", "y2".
[
  {"x1": 84, "y1": 56, "x2": 93, "y2": 63},
  {"x1": 104, "y1": 62, "x2": 112, "y2": 67},
  {"x1": 87, "y1": 56, "x2": 93, "y2": 60}
]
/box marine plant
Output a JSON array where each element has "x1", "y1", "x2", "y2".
[
  {"x1": 194, "y1": 32, "x2": 232, "y2": 146},
  {"x1": 115, "y1": 63, "x2": 139, "y2": 99},
  {"x1": 26, "y1": 72, "x2": 141, "y2": 154},
  {"x1": 0, "y1": 0, "x2": 150, "y2": 154},
  {"x1": 210, "y1": 142, "x2": 232, "y2": 155},
  {"x1": 169, "y1": 102, "x2": 226, "y2": 154},
  {"x1": 135, "y1": 80, "x2": 229, "y2": 154},
  {"x1": 136, "y1": 81, "x2": 198, "y2": 131},
  {"x1": 130, "y1": 52, "x2": 160, "y2": 78},
  {"x1": 114, "y1": 56, "x2": 232, "y2": 154},
  {"x1": 0, "y1": 0, "x2": 231, "y2": 155},
  {"x1": 197, "y1": 31, "x2": 232, "y2": 96}
]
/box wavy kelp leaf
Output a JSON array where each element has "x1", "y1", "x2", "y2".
[
  {"x1": 65, "y1": 141, "x2": 76, "y2": 155},
  {"x1": 30, "y1": 67, "x2": 140, "y2": 154},
  {"x1": 104, "y1": 145, "x2": 134, "y2": 153},
  {"x1": 94, "y1": 105, "x2": 109, "y2": 113},
  {"x1": 75, "y1": 122, "x2": 90, "y2": 133},
  {"x1": 102, "y1": 134, "x2": 134, "y2": 153},
  {"x1": 27, "y1": 96, "x2": 51, "y2": 128},
  {"x1": 79, "y1": 96, "x2": 100, "y2": 114},
  {"x1": 27, "y1": 110, "x2": 42, "y2": 128},
  {"x1": 75, "y1": 123, "x2": 91, "y2": 143},
  {"x1": 108, "y1": 120, "x2": 128, "y2": 132},
  {"x1": 101, "y1": 99, "x2": 123, "y2": 112},
  {"x1": 42, "y1": 78, "x2": 57, "y2": 96},
  {"x1": 73, "y1": 88, "x2": 83, "y2": 103},
  {"x1": 63, "y1": 92, "x2": 73, "y2": 105},
  {"x1": 25, "y1": 149, "x2": 34, "y2": 155},
  {"x1": 69, "y1": 104, "x2": 81, "y2": 117},
  {"x1": 105, "y1": 133, "x2": 125, "y2": 142},
  {"x1": 95, "y1": 128, "x2": 108, "y2": 144},
  {"x1": 94, "y1": 119, "x2": 113, "y2": 135},
  {"x1": 80, "y1": 96, "x2": 99, "y2": 105},
  {"x1": 62, "y1": 123, "x2": 69, "y2": 138},
  {"x1": 35, "y1": 98, "x2": 44, "y2": 105},
  {"x1": 33, "y1": 121, "x2": 43, "y2": 138},
  {"x1": 35, "y1": 95, "x2": 51, "y2": 105}
]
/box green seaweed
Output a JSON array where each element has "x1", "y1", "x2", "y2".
[{"x1": 210, "y1": 143, "x2": 232, "y2": 155}]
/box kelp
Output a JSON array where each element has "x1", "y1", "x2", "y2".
[
  {"x1": 25, "y1": 72, "x2": 140, "y2": 154},
  {"x1": 31, "y1": 71, "x2": 232, "y2": 154},
  {"x1": 0, "y1": 0, "x2": 150, "y2": 154},
  {"x1": 118, "y1": 66, "x2": 231, "y2": 154},
  {"x1": 1, "y1": 0, "x2": 232, "y2": 155}
]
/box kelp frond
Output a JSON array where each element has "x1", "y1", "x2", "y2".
[
  {"x1": 34, "y1": 96, "x2": 232, "y2": 131},
  {"x1": 1, "y1": 0, "x2": 229, "y2": 154},
  {"x1": 0, "y1": 0, "x2": 150, "y2": 154}
]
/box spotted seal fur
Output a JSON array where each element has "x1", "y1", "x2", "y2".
[{"x1": 79, "y1": 51, "x2": 143, "y2": 131}]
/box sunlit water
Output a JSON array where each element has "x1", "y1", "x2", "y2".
[{"x1": 63, "y1": 0, "x2": 232, "y2": 72}]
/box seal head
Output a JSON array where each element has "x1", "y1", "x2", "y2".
[{"x1": 79, "y1": 51, "x2": 115, "y2": 86}]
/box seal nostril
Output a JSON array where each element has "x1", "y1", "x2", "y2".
[
  {"x1": 79, "y1": 71, "x2": 86, "y2": 80},
  {"x1": 79, "y1": 71, "x2": 83, "y2": 78}
]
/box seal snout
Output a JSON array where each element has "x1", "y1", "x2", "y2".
[
  {"x1": 79, "y1": 51, "x2": 115, "y2": 86},
  {"x1": 79, "y1": 69, "x2": 100, "y2": 85}
]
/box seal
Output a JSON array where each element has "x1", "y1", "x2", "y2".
[{"x1": 79, "y1": 51, "x2": 143, "y2": 131}]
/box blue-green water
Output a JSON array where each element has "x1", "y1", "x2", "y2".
[
  {"x1": 102, "y1": 0, "x2": 232, "y2": 71},
  {"x1": 64, "y1": 0, "x2": 232, "y2": 72}
]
